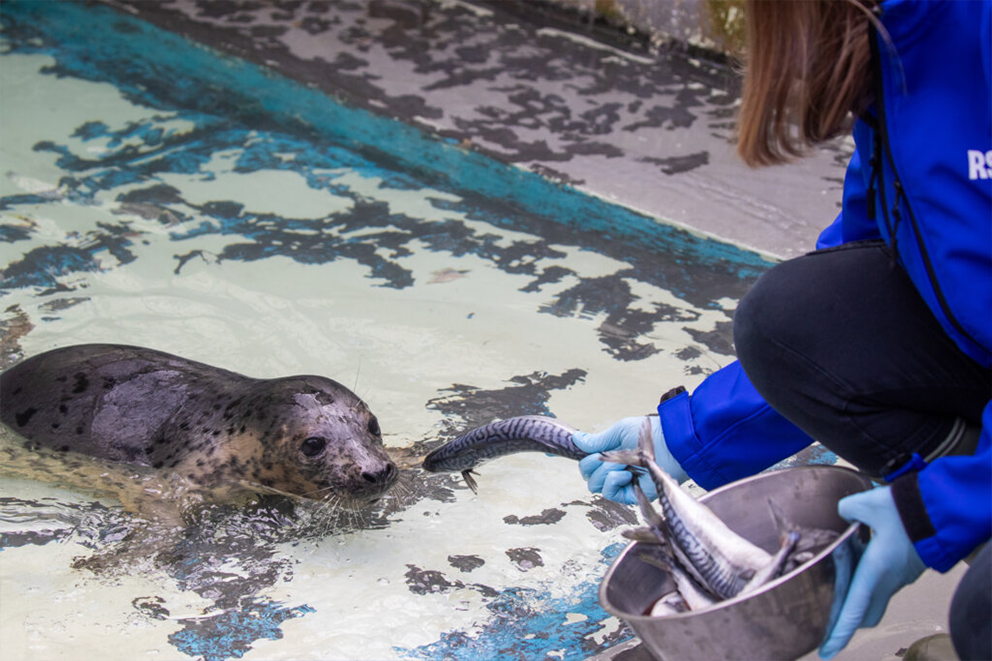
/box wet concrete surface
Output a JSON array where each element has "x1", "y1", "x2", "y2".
[{"x1": 100, "y1": 0, "x2": 850, "y2": 260}]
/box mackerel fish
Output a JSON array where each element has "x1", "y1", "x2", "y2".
[
  {"x1": 421, "y1": 415, "x2": 584, "y2": 492},
  {"x1": 601, "y1": 418, "x2": 799, "y2": 604}
]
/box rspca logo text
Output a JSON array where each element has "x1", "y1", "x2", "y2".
[{"x1": 967, "y1": 150, "x2": 992, "y2": 180}]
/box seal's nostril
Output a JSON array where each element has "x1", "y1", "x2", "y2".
[{"x1": 362, "y1": 463, "x2": 396, "y2": 484}]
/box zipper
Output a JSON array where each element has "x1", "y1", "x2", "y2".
[{"x1": 867, "y1": 27, "x2": 986, "y2": 358}]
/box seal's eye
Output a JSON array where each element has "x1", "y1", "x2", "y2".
[
  {"x1": 301, "y1": 437, "x2": 326, "y2": 458},
  {"x1": 368, "y1": 416, "x2": 380, "y2": 436}
]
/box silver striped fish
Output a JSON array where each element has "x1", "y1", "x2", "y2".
[
  {"x1": 421, "y1": 415, "x2": 584, "y2": 492},
  {"x1": 601, "y1": 418, "x2": 785, "y2": 602}
]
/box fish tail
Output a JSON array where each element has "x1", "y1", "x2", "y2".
[
  {"x1": 598, "y1": 448, "x2": 644, "y2": 467},
  {"x1": 740, "y1": 529, "x2": 801, "y2": 596},
  {"x1": 622, "y1": 527, "x2": 668, "y2": 545},
  {"x1": 638, "y1": 416, "x2": 656, "y2": 462},
  {"x1": 766, "y1": 498, "x2": 795, "y2": 541},
  {"x1": 634, "y1": 482, "x2": 665, "y2": 529}
]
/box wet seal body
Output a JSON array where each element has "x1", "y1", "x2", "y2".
[{"x1": 0, "y1": 344, "x2": 397, "y2": 508}]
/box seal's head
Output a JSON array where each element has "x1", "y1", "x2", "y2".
[{"x1": 207, "y1": 376, "x2": 398, "y2": 507}]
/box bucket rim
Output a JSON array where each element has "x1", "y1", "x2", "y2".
[{"x1": 597, "y1": 464, "x2": 872, "y2": 621}]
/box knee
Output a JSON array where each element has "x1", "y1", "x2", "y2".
[
  {"x1": 732, "y1": 278, "x2": 766, "y2": 371},
  {"x1": 733, "y1": 260, "x2": 802, "y2": 377}
]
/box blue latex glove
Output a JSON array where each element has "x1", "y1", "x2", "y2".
[
  {"x1": 819, "y1": 485, "x2": 927, "y2": 659},
  {"x1": 573, "y1": 416, "x2": 688, "y2": 504}
]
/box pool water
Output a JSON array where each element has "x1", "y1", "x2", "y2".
[{"x1": 0, "y1": 2, "x2": 828, "y2": 659}]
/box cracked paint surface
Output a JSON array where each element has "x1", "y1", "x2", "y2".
[{"x1": 97, "y1": 0, "x2": 852, "y2": 259}]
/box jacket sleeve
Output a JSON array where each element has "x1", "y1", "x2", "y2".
[
  {"x1": 657, "y1": 361, "x2": 814, "y2": 491},
  {"x1": 891, "y1": 402, "x2": 992, "y2": 572}
]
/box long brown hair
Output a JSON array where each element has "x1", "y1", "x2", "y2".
[{"x1": 736, "y1": 0, "x2": 878, "y2": 167}]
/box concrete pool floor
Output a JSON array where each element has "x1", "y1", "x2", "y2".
[
  {"x1": 100, "y1": 0, "x2": 850, "y2": 262},
  {"x1": 4, "y1": 0, "x2": 968, "y2": 659}
]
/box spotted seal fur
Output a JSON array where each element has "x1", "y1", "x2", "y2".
[{"x1": 0, "y1": 344, "x2": 397, "y2": 509}]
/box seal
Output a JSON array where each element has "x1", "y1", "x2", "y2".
[{"x1": 0, "y1": 344, "x2": 397, "y2": 508}]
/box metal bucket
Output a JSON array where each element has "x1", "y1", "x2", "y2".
[{"x1": 599, "y1": 465, "x2": 873, "y2": 661}]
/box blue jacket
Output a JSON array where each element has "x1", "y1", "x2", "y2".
[{"x1": 659, "y1": 0, "x2": 991, "y2": 572}]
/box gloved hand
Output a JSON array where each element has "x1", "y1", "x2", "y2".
[
  {"x1": 573, "y1": 416, "x2": 688, "y2": 504},
  {"x1": 819, "y1": 485, "x2": 927, "y2": 659}
]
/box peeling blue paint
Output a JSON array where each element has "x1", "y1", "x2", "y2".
[
  {"x1": 169, "y1": 600, "x2": 316, "y2": 661},
  {"x1": 773, "y1": 442, "x2": 840, "y2": 471},
  {"x1": 396, "y1": 543, "x2": 632, "y2": 661},
  {"x1": 0, "y1": 0, "x2": 775, "y2": 289}
]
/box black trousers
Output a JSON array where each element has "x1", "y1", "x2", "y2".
[
  {"x1": 734, "y1": 240, "x2": 989, "y2": 475},
  {"x1": 733, "y1": 239, "x2": 990, "y2": 658}
]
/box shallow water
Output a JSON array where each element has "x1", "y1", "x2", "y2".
[{"x1": 0, "y1": 4, "x2": 828, "y2": 659}]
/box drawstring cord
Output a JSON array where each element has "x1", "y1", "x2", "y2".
[{"x1": 889, "y1": 180, "x2": 903, "y2": 267}]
